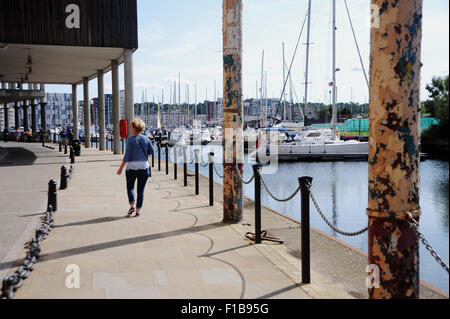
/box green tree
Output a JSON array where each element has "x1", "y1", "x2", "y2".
[
  {"x1": 423, "y1": 75, "x2": 449, "y2": 121},
  {"x1": 422, "y1": 74, "x2": 449, "y2": 139},
  {"x1": 316, "y1": 106, "x2": 332, "y2": 121}
]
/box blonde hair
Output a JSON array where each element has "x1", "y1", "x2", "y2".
[{"x1": 131, "y1": 118, "x2": 146, "y2": 133}]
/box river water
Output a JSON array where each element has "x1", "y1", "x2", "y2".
[{"x1": 161, "y1": 143, "x2": 448, "y2": 293}]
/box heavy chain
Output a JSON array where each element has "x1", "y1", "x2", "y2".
[
  {"x1": 1, "y1": 206, "x2": 55, "y2": 299},
  {"x1": 306, "y1": 182, "x2": 368, "y2": 237},
  {"x1": 200, "y1": 157, "x2": 210, "y2": 168},
  {"x1": 213, "y1": 162, "x2": 224, "y2": 178},
  {"x1": 235, "y1": 163, "x2": 255, "y2": 185},
  {"x1": 259, "y1": 172, "x2": 301, "y2": 202},
  {"x1": 407, "y1": 216, "x2": 449, "y2": 273}
]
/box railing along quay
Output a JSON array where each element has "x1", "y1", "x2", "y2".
[{"x1": 153, "y1": 141, "x2": 450, "y2": 284}]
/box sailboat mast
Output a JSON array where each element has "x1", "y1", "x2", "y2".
[
  {"x1": 282, "y1": 42, "x2": 286, "y2": 122},
  {"x1": 214, "y1": 80, "x2": 217, "y2": 126},
  {"x1": 289, "y1": 65, "x2": 294, "y2": 121},
  {"x1": 304, "y1": 0, "x2": 312, "y2": 121},
  {"x1": 260, "y1": 50, "x2": 264, "y2": 127},
  {"x1": 187, "y1": 84, "x2": 190, "y2": 126},
  {"x1": 265, "y1": 72, "x2": 268, "y2": 122},
  {"x1": 169, "y1": 83, "x2": 172, "y2": 127},
  {"x1": 178, "y1": 73, "x2": 181, "y2": 127},
  {"x1": 195, "y1": 83, "x2": 197, "y2": 121},
  {"x1": 332, "y1": 0, "x2": 337, "y2": 134},
  {"x1": 162, "y1": 88, "x2": 164, "y2": 128},
  {"x1": 173, "y1": 80, "x2": 176, "y2": 127}
]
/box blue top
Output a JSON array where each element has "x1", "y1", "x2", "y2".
[{"x1": 123, "y1": 134, "x2": 154, "y2": 170}]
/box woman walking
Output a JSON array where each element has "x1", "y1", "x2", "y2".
[{"x1": 117, "y1": 119, "x2": 154, "y2": 217}]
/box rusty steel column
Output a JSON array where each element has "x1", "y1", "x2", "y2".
[
  {"x1": 367, "y1": 0, "x2": 422, "y2": 299},
  {"x1": 222, "y1": 0, "x2": 243, "y2": 223}
]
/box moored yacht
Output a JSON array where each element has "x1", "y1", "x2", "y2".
[{"x1": 250, "y1": 126, "x2": 368, "y2": 161}]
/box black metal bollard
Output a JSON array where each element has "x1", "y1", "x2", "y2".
[
  {"x1": 47, "y1": 180, "x2": 57, "y2": 212},
  {"x1": 158, "y1": 142, "x2": 161, "y2": 172},
  {"x1": 165, "y1": 145, "x2": 169, "y2": 175},
  {"x1": 64, "y1": 143, "x2": 68, "y2": 154},
  {"x1": 299, "y1": 176, "x2": 313, "y2": 284},
  {"x1": 194, "y1": 149, "x2": 199, "y2": 195},
  {"x1": 70, "y1": 147, "x2": 75, "y2": 164},
  {"x1": 59, "y1": 141, "x2": 62, "y2": 152},
  {"x1": 174, "y1": 146, "x2": 177, "y2": 180},
  {"x1": 253, "y1": 164, "x2": 263, "y2": 244},
  {"x1": 60, "y1": 166, "x2": 68, "y2": 190},
  {"x1": 151, "y1": 143, "x2": 155, "y2": 168},
  {"x1": 209, "y1": 152, "x2": 214, "y2": 206},
  {"x1": 183, "y1": 146, "x2": 187, "y2": 187}
]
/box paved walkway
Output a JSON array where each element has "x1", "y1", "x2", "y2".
[
  {"x1": 0, "y1": 141, "x2": 67, "y2": 281},
  {"x1": 11, "y1": 146, "x2": 318, "y2": 299}
]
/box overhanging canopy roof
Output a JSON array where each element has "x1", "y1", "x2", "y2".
[{"x1": 0, "y1": 43, "x2": 125, "y2": 85}]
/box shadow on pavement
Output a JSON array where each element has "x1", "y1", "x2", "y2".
[
  {"x1": 0, "y1": 221, "x2": 226, "y2": 271},
  {"x1": 54, "y1": 217, "x2": 126, "y2": 228},
  {"x1": 0, "y1": 147, "x2": 37, "y2": 167},
  {"x1": 256, "y1": 283, "x2": 303, "y2": 299}
]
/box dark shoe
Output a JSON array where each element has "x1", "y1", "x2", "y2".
[
  {"x1": 127, "y1": 207, "x2": 135, "y2": 217},
  {"x1": 135, "y1": 212, "x2": 141, "y2": 218}
]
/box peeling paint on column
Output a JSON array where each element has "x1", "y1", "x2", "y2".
[
  {"x1": 222, "y1": 0, "x2": 243, "y2": 223},
  {"x1": 367, "y1": 0, "x2": 422, "y2": 299}
]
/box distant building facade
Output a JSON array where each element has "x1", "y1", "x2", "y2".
[
  {"x1": 0, "y1": 104, "x2": 15, "y2": 131},
  {"x1": 43, "y1": 93, "x2": 73, "y2": 129},
  {"x1": 91, "y1": 94, "x2": 113, "y2": 130}
]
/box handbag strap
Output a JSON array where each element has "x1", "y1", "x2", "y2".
[{"x1": 135, "y1": 135, "x2": 148, "y2": 158}]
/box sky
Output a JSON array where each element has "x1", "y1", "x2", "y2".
[{"x1": 47, "y1": 0, "x2": 450, "y2": 105}]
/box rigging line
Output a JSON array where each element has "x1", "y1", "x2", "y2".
[
  {"x1": 273, "y1": 11, "x2": 308, "y2": 122},
  {"x1": 343, "y1": 0, "x2": 370, "y2": 90},
  {"x1": 283, "y1": 60, "x2": 304, "y2": 120}
]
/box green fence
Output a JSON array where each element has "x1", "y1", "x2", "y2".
[{"x1": 311, "y1": 118, "x2": 439, "y2": 134}]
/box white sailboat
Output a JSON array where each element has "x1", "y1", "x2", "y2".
[{"x1": 250, "y1": 0, "x2": 369, "y2": 161}]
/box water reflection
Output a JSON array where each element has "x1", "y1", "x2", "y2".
[
  {"x1": 331, "y1": 162, "x2": 338, "y2": 237},
  {"x1": 437, "y1": 181, "x2": 449, "y2": 229}
]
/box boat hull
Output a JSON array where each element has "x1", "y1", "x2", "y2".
[{"x1": 251, "y1": 141, "x2": 369, "y2": 162}]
